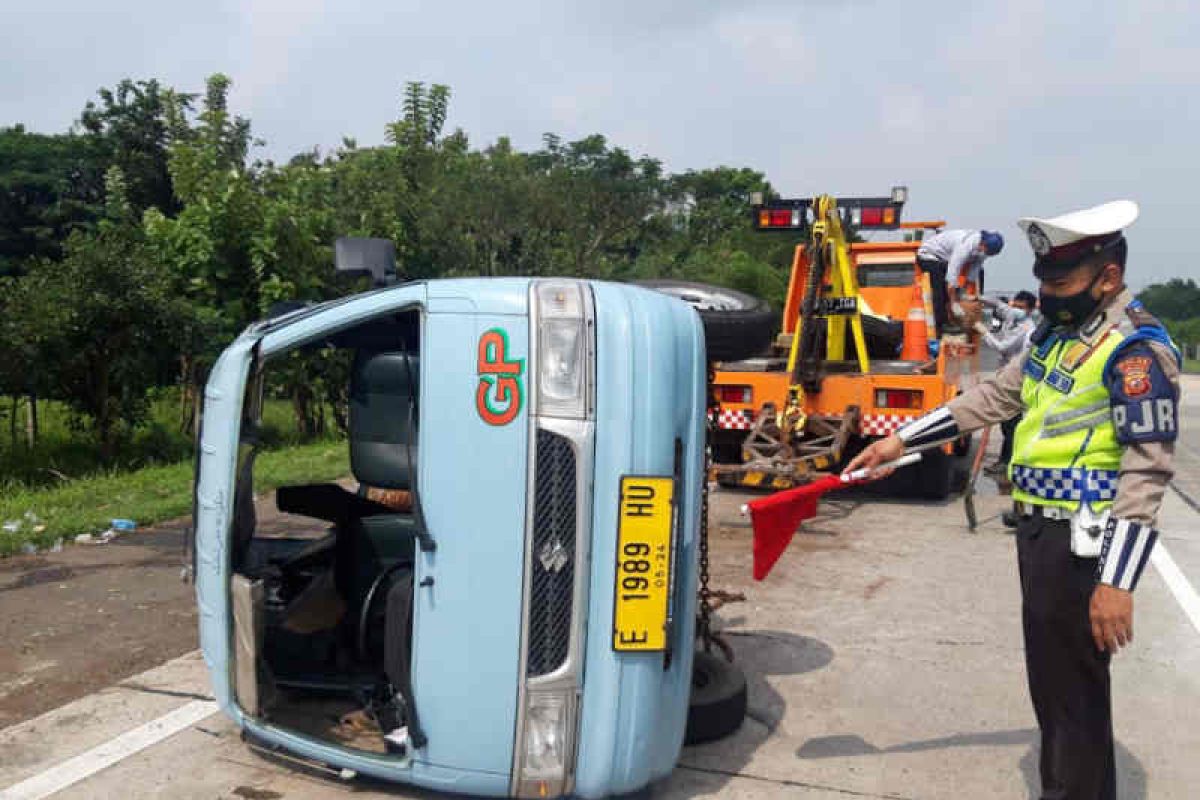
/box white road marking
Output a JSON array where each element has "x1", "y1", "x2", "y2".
[
  {"x1": 1152, "y1": 542, "x2": 1200, "y2": 637},
  {"x1": 0, "y1": 699, "x2": 218, "y2": 800}
]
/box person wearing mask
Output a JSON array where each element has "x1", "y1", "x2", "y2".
[
  {"x1": 917, "y1": 228, "x2": 1005, "y2": 335},
  {"x1": 846, "y1": 200, "x2": 1180, "y2": 800},
  {"x1": 976, "y1": 290, "x2": 1039, "y2": 500}
]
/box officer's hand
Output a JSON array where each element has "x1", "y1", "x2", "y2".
[
  {"x1": 843, "y1": 435, "x2": 904, "y2": 479},
  {"x1": 1090, "y1": 584, "x2": 1134, "y2": 653}
]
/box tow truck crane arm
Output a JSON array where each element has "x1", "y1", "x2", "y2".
[
  {"x1": 753, "y1": 190, "x2": 907, "y2": 403},
  {"x1": 789, "y1": 195, "x2": 873, "y2": 391}
]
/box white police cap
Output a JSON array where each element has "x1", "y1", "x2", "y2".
[{"x1": 1017, "y1": 200, "x2": 1138, "y2": 275}]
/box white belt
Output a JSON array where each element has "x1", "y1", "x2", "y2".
[{"x1": 1014, "y1": 501, "x2": 1073, "y2": 521}]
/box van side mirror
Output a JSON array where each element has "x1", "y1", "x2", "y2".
[{"x1": 335, "y1": 237, "x2": 398, "y2": 287}]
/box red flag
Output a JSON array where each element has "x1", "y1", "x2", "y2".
[{"x1": 748, "y1": 474, "x2": 845, "y2": 580}]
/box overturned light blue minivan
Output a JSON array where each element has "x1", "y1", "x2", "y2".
[{"x1": 192, "y1": 262, "x2": 732, "y2": 797}]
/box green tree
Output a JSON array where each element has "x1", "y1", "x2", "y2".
[
  {"x1": 0, "y1": 126, "x2": 106, "y2": 276},
  {"x1": 142, "y1": 74, "x2": 261, "y2": 431},
  {"x1": 1164, "y1": 317, "x2": 1200, "y2": 348},
  {"x1": 1137, "y1": 278, "x2": 1200, "y2": 322},
  {"x1": 382, "y1": 81, "x2": 470, "y2": 278},
  {"x1": 143, "y1": 74, "x2": 260, "y2": 334},
  {"x1": 9, "y1": 168, "x2": 186, "y2": 460},
  {"x1": 79, "y1": 79, "x2": 188, "y2": 217},
  {"x1": 530, "y1": 133, "x2": 666, "y2": 277},
  {"x1": 666, "y1": 167, "x2": 774, "y2": 251}
]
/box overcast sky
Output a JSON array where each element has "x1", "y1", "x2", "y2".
[{"x1": 3, "y1": 0, "x2": 1197, "y2": 291}]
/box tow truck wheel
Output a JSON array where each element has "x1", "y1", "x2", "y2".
[
  {"x1": 685, "y1": 650, "x2": 748, "y2": 745},
  {"x1": 711, "y1": 430, "x2": 745, "y2": 464},
  {"x1": 635, "y1": 280, "x2": 774, "y2": 362},
  {"x1": 917, "y1": 447, "x2": 954, "y2": 500}
]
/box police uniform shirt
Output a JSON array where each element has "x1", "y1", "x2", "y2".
[
  {"x1": 946, "y1": 286, "x2": 1178, "y2": 526},
  {"x1": 897, "y1": 287, "x2": 1179, "y2": 590}
]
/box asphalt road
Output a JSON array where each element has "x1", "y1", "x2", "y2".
[{"x1": 1, "y1": 377, "x2": 1198, "y2": 799}]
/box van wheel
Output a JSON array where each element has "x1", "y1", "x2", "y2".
[
  {"x1": 635, "y1": 280, "x2": 774, "y2": 362},
  {"x1": 685, "y1": 650, "x2": 747, "y2": 745}
]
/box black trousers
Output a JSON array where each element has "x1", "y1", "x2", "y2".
[
  {"x1": 1016, "y1": 515, "x2": 1116, "y2": 800},
  {"x1": 1000, "y1": 413, "x2": 1021, "y2": 465},
  {"x1": 918, "y1": 257, "x2": 949, "y2": 337}
]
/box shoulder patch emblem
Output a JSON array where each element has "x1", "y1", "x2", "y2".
[{"x1": 1116, "y1": 355, "x2": 1153, "y2": 397}]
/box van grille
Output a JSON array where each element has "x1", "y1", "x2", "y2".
[{"x1": 527, "y1": 430, "x2": 576, "y2": 677}]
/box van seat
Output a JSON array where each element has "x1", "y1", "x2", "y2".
[{"x1": 350, "y1": 351, "x2": 419, "y2": 491}]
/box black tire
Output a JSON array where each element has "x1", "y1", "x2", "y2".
[
  {"x1": 685, "y1": 650, "x2": 748, "y2": 745},
  {"x1": 813, "y1": 314, "x2": 903, "y2": 360},
  {"x1": 635, "y1": 280, "x2": 774, "y2": 362},
  {"x1": 858, "y1": 315, "x2": 904, "y2": 359},
  {"x1": 711, "y1": 430, "x2": 745, "y2": 465}
]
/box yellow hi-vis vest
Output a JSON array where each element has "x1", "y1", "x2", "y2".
[{"x1": 1009, "y1": 327, "x2": 1125, "y2": 512}]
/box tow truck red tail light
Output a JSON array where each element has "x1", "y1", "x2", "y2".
[
  {"x1": 875, "y1": 388, "x2": 923, "y2": 409},
  {"x1": 857, "y1": 207, "x2": 897, "y2": 227},
  {"x1": 758, "y1": 209, "x2": 801, "y2": 229},
  {"x1": 717, "y1": 385, "x2": 753, "y2": 404}
]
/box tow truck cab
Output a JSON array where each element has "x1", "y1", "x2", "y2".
[{"x1": 194, "y1": 277, "x2": 707, "y2": 798}]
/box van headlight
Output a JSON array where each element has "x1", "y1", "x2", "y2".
[
  {"x1": 534, "y1": 282, "x2": 591, "y2": 420},
  {"x1": 515, "y1": 690, "x2": 577, "y2": 797}
]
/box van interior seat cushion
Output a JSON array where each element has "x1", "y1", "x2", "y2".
[{"x1": 350, "y1": 351, "x2": 419, "y2": 490}]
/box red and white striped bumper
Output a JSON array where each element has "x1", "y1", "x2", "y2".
[
  {"x1": 714, "y1": 408, "x2": 754, "y2": 430},
  {"x1": 859, "y1": 413, "x2": 918, "y2": 437}
]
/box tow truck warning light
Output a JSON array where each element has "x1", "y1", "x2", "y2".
[
  {"x1": 759, "y1": 208, "x2": 804, "y2": 229},
  {"x1": 753, "y1": 192, "x2": 906, "y2": 232},
  {"x1": 853, "y1": 206, "x2": 896, "y2": 227}
]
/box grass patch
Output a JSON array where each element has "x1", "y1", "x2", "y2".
[
  {"x1": 0, "y1": 390, "x2": 335, "y2": 491},
  {"x1": 1184, "y1": 358, "x2": 1200, "y2": 375},
  {"x1": 0, "y1": 439, "x2": 348, "y2": 556}
]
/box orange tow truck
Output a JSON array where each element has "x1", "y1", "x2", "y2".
[{"x1": 710, "y1": 189, "x2": 977, "y2": 498}]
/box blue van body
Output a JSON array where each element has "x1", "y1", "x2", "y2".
[{"x1": 194, "y1": 278, "x2": 706, "y2": 797}]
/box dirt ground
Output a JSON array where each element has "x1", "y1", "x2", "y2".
[{"x1": 0, "y1": 494, "x2": 321, "y2": 729}]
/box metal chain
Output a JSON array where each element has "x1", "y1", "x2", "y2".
[{"x1": 697, "y1": 364, "x2": 717, "y2": 652}]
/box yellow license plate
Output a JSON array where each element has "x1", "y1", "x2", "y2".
[{"x1": 613, "y1": 476, "x2": 675, "y2": 652}]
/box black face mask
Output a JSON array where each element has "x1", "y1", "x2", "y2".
[{"x1": 1039, "y1": 269, "x2": 1105, "y2": 329}]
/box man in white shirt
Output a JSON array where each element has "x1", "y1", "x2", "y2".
[
  {"x1": 917, "y1": 229, "x2": 1005, "y2": 334},
  {"x1": 976, "y1": 291, "x2": 1038, "y2": 506},
  {"x1": 980, "y1": 290, "x2": 1038, "y2": 367}
]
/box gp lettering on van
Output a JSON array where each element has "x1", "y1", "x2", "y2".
[{"x1": 476, "y1": 328, "x2": 525, "y2": 426}]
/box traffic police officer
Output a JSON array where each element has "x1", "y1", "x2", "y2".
[{"x1": 847, "y1": 200, "x2": 1180, "y2": 799}]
